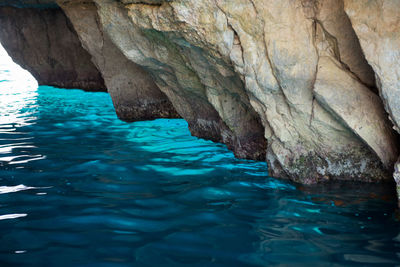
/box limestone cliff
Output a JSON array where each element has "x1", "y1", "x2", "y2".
[
  {"x1": 344, "y1": 0, "x2": 400, "y2": 135},
  {"x1": 0, "y1": 0, "x2": 399, "y2": 193},
  {"x1": 343, "y1": 0, "x2": 400, "y2": 200},
  {"x1": 58, "y1": 1, "x2": 179, "y2": 121},
  {"x1": 91, "y1": 0, "x2": 397, "y2": 182},
  {"x1": 89, "y1": 0, "x2": 268, "y2": 161},
  {"x1": 0, "y1": 2, "x2": 179, "y2": 120}
]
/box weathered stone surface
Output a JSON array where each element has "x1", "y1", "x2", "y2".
[
  {"x1": 120, "y1": 0, "x2": 171, "y2": 4},
  {"x1": 89, "y1": 0, "x2": 395, "y2": 182},
  {"x1": 314, "y1": 56, "x2": 398, "y2": 168},
  {"x1": 316, "y1": 0, "x2": 376, "y2": 88},
  {"x1": 0, "y1": 0, "x2": 398, "y2": 187},
  {"x1": 94, "y1": 0, "x2": 267, "y2": 160},
  {"x1": 343, "y1": 0, "x2": 400, "y2": 204},
  {"x1": 344, "y1": 0, "x2": 400, "y2": 134},
  {"x1": 0, "y1": 6, "x2": 106, "y2": 91},
  {"x1": 58, "y1": 0, "x2": 179, "y2": 121}
]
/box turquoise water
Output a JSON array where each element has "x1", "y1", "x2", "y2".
[{"x1": 1, "y1": 61, "x2": 400, "y2": 266}]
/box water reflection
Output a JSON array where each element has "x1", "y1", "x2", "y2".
[
  {"x1": 0, "y1": 214, "x2": 27, "y2": 221},
  {"x1": 0, "y1": 184, "x2": 50, "y2": 194},
  {"x1": 0, "y1": 44, "x2": 42, "y2": 167}
]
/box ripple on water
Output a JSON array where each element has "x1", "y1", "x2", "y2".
[{"x1": 0, "y1": 74, "x2": 399, "y2": 266}]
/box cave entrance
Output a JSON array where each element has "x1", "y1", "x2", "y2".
[
  {"x1": 0, "y1": 42, "x2": 38, "y2": 128},
  {"x1": 0, "y1": 42, "x2": 38, "y2": 89}
]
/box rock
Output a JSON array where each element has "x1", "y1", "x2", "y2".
[
  {"x1": 0, "y1": 6, "x2": 106, "y2": 91},
  {"x1": 92, "y1": 0, "x2": 395, "y2": 181},
  {"x1": 316, "y1": 0, "x2": 376, "y2": 88},
  {"x1": 0, "y1": 0, "x2": 398, "y2": 185},
  {"x1": 314, "y1": 56, "x2": 398, "y2": 168},
  {"x1": 344, "y1": 0, "x2": 400, "y2": 134},
  {"x1": 120, "y1": 0, "x2": 171, "y2": 4},
  {"x1": 344, "y1": 0, "x2": 400, "y2": 205},
  {"x1": 94, "y1": 0, "x2": 267, "y2": 160},
  {"x1": 58, "y1": 0, "x2": 179, "y2": 121}
]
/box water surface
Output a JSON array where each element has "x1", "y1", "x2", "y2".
[{"x1": 1, "y1": 54, "x2": 400, "y2": 266}]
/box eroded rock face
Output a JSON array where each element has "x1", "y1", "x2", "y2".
[
  {"x1": 58, "y1": 0, "x2": 179, "y2": 121},
  {"x1": 93, "y1": 0, "x2": 268, "y2": 161},
  {"x1": 0, "y1": 0, "x2": 399, "y2": 186},
  {"x1": 120, "y1": 0, "x2": 170, "y2": 4},
  {"x1": 344, "y1": 0, "x2": 400, "y2": 134},
  {"x1": 344, "y1": 0, "x2": 400, "y2": 200},
  {"x1": 87, "y1": 0, "x2": 397, "y2": 182},
  {"x1": 0, "y1": 6, "x2": 106, "y2": 91}
]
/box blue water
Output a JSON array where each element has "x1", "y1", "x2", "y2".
[{"x1": 1, "y1": 61, "x2": 400, "y2": 266}]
